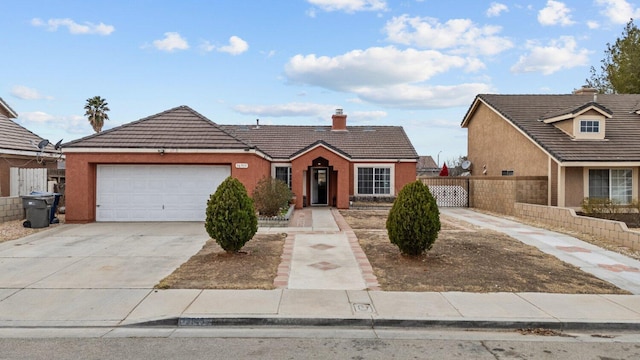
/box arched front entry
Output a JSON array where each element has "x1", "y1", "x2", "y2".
[
  {"x1": 309, "y1": 157, "x2": 333, "y2": 206},
  {"x1": 291, "y1": 146, "x2": 350, "y2": 209}
]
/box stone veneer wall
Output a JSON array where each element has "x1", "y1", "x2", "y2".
[
  {"x1": 470, "y1": 177, "x2": 547, "y2": 216},
  {"x1": 0, "y1": 197, "x2": 24, "y2": 223},
  {"x1": 514, "y1": 203, "x2": 640, "y2": 251}
]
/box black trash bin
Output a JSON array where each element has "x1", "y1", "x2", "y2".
[{"x1": 21, "y1": 195, "x2": 52, "y2": 229}]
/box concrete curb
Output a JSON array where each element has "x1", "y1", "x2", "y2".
[{"x1": 125, "y1": 317, "x2": 640, "y2": 331}]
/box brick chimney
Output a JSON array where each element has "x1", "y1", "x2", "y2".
[{"x1": 331, "y1": 108, "x2": 347, "y2": 131}]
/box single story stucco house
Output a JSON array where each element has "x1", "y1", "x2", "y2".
[{"x1": 63, "y1": 106, "x2": 418, "y2": 223}]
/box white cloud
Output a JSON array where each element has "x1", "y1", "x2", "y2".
[
  {"x1": 383, "y1": 15, "x2": 513, "y2": 56},
  {"x1": 218, "y1": 36, "x2": 249, "y2": 55},
  {"x1": 233, "y1": 102, "x2": 337, "y2": 117},
  {"x1": 285, "y1": 46, "x2": 474, "y2": 91},
  {"x1": 30, "y1": 17, "x2": 114, "y2": 35},
  {"x1": 283, "y1": 46, "x2": 490, "y2": 109},
  {"x1": 307, "y1": 0, "x2": 387, "y2": 13},
  {"x1": 355, "y1": 83, "x2": 491, "y2": 109},
  {"x1": 538, "y1": 1, "x2": 575, "y2": 26},
  {"x1": 486, "y1": 2, "x2": 508, "y2": 17},
  {"x1": 152, "y1": 32, "x2": 189, "y2": 52},
  {"x1": 20, "y1": 111, "x2": 55, "y2": 123},
  {"x1": 510, "y1": 36, "x2": 590, "y2": 75},
  {"x1": 587, "y1": 20, "x2": 600, "y2": 29},
  {"x1": 595, "y1": 0, "x2": 640, "y2": 24},
  {"x1": 199, "y1": 36, "x2": 249, "y2": 55},
  {"x1": 10, "y1": 85, "x2": 53, "y2": 100},
  {"x1": 18, "y1": 112, "x2": 92, "y2": 135}
]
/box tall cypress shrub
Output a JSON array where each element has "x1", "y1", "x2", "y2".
[
  {"x1": 386, "y1": 180, "x2": 440, "y2": 256},
  {"x1": 205, "y1": 177, "x2": 257, "y2": 253}
]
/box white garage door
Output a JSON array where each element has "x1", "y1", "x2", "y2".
[{"x1": 96, "y1": 165, "x2": 231, "y2": 222}]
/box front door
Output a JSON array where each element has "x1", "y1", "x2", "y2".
[{"x1": 311, "y1": 167, "x2": 328, "y2": 205}]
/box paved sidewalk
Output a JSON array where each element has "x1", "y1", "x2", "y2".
[{"x1": 1, "y1": 207, "x2": 640, "y2": 331}]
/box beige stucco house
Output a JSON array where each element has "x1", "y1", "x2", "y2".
[{"x1": 461, "y1": 88, "x2": 640, "y2": 209}]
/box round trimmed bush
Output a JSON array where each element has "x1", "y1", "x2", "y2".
[
  {"x1": 386, "y1": 180, "x2": 441, "y2": 256},
  {"x1": 205, "y1": 177, "x2": 258, "y2": 253},
  {"x1": 252, "y1": 176, "x2": 292, "y2": 217}
]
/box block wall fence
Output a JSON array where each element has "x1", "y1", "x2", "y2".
[
  {"x1": 514, "y1": 203, "x2": 640, "y2": 251},
  {"x1": 0, "y1": 197, "x2": 24, "y2": 223}
]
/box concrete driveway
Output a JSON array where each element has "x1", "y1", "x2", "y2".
[{"x1": 0, "y1": 222, "x2": 208, "y2": 326}]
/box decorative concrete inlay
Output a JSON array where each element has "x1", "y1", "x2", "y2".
[
  {"x1": 309, "y1": 261, "x2": 340, "y2": 271},
  {"x1": 598, "y1": 264, "x2": 640, "y2": 273},
  {"x1": 353, "y1": 303, "x2": 374, "y2": 313},
  {"x1": 556, "y1": 246, "x2": 592, "y2": 253},
  {"x1": 310, "y1": 243, "x2": 335, "y2": 251}
]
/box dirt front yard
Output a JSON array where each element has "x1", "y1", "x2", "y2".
[
  {"x1": 340, "y1": 209, "x2": 628, "y2": 294},
  {"x1": 157, "y1": 209, "x2": 628, "y2": 292}
]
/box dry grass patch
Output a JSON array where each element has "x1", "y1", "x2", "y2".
[
  {"x1": 157, "y1": 233, "x2": 286, "y2": 289},
  {"x1": 341, "y1": 209, "x2": 629, "y2": 294}
]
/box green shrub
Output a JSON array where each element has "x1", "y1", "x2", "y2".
[
  {"x1": 386, "y1": 180, "x2": 441, "y2": 256},
  {"x1": 252, "y1": 176, "x2": 292, "y2": 217},
  {"x1": 205, "y1": 177, "x2": 258, "y2": 253}
]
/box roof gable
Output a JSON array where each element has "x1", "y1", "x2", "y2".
[
  {"x1": 541, "y1": 101, "x2": 613, "y2": 123},
  {"x1": 64, "y1": 105, "x2": 251, "y2": 149},
  {"x1": 290, "y1": 140, "x2": 352, "y2": 161},
  {"x1": 463, "y1": 94, "x2": 640, "y2": 162}
]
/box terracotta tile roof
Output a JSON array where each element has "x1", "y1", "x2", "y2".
[
  {"x1": 221, "y1": 124, "x2": 418, "y2": 160},
  {"x1": 0, "y1": 114, "x2": 54, "y2": 155},
  {"x1": 466, "y1": 94, "x2": 640, "y2": 162},
  {"x1": 417, "y1": 156, "x2": 438, "y2": 170},
  {"x1": 64, "y1": 106, "x2": 251, "y2": 149},
  {"x1": 64, "y1": 105, "x2": 418, "y2": 160}
]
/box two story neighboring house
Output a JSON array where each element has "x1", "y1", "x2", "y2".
[{"x1": 461, "y1": 88, "x2": 640, "y2": 209}]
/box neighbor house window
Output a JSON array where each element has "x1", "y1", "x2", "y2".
[
  {"x1": 275, "y1": 166, "x2": 292, "y2": 189},
  {"x1": 580, "y1": 120, "x2": 600, "y2": 133},
  {"x1": 501, "y1": 170, "x2": 514, "y2": 176},
  {"x1": 589, "y1": 169, "x2": 632, "y2": 204},
  {"x1": 357, "y1": 167, "x2": 391, "y2": 195}
]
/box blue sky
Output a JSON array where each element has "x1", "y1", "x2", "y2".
[{"x1": 2, "y1": 0, "x2": 638, "y2": 165}]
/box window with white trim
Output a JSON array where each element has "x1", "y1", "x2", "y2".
[
  {"x1": 580, "y1": 120, "x2": 600, "y2": 133},
  {"x1": 357, "y1": 167, "x2": 391, "y2": 195},
  {"x1": 588, "y1": 169, "x2": 632, "y2": 204},
  {"x1": 274, "y1": 166, "x2": 292, "y2": 189}
]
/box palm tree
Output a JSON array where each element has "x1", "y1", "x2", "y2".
[{"x1": 84, "y1": 96, "x2": 110, "y2": 133}]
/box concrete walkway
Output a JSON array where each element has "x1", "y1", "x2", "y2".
[
  {"x1": 1, "y1": 207, "x2": 640, "y2": 330},
  {"x1": 265, "y1": 208, "x2": 377, "y2": 290}
]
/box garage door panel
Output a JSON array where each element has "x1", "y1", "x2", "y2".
[{"x1": 96, "y1": 165, "x2": 230, "y2": 222}]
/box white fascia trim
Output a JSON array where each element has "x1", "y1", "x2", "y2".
[
  {"x1": 289, "y1": 143, "x2": 351, "y2": 161},
  {"x1": 352, "y1": 159, "x2": 417, "y2": 163},
  {"x1": 0, "y1": 100, "x2": 18, "y2": 118},
  {"x1": 62, "y1": 147, "x2": 271, "y2": 157},
  {"x1": 560, "y1": 161, "x2": 640, "y2": 167},
  {"x1": 0, "y1": 148, "x2": 61, "y2": 158}
]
